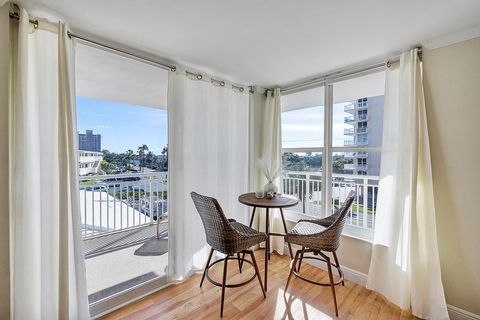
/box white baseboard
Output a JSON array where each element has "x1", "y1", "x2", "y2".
[
  {"x1": 300, "y1": 252, "x2": 368, "y2": 287},
  {"x1": 447, "y1": 305, "x2": 480, "y2": 320}
]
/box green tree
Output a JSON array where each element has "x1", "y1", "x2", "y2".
[
  {"x1": 137, "y1": 144, "x2": 149, "y2": 172},
  {"x1": 123, "y1": 149, "x2": 134, "y2": 170}
]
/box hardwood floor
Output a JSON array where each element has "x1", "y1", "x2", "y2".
[{"x1": 100, "y1": 250, "x2": 415, "y2": 320}]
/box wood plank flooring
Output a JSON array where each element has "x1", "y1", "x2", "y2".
[{"x1": 100, "y1": 250, "x2": 416, "y2": 320}]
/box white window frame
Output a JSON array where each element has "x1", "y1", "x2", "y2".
[{"x1": 282, "y1": 78, "x2": 383, "y2": 241}]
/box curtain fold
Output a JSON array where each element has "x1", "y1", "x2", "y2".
[
  {"x1": 167, "y1": 72, "x2": 250, "y2": 281},
  {"x1": 366, "y1": 49, "x2": 448, "y2": 319},
  {"x1": 10, "y1": 9, "x2": 90, "y2": 319},
  {"x1": 250, "y1": 88, "x2": 285, "y2": 255}
]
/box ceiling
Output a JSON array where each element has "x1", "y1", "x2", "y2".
[
  {"x1": 17, "y1": 0, "x2": 480, "y2": 87},
  {"x1": 76, "y1": 43, "x2": 168, "y2": 109}
]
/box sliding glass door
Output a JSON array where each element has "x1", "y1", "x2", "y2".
[{"x1": 75, "y1": 42, "x2": 169, "y2": 316}]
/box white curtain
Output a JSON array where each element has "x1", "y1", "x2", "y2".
[
  {"x1": 366, "y1": 49, "x2": 448, "y2": 319},
  {"x1": 10, "y1": 9, "x2": 90, "y2": 319},
  {"x1": 167, "y1": 71, "x2": 250, "y2": 281},
  {"x1": 253, "y1": 88, "x2": 285, "y2": 255}
]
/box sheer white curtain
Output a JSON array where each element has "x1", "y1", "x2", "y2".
[
  {"x1": 254, "y1": 88, "x2": 285, "y2": 254},
  {"x1": 167, "y1": 71, "x2": 250, "y2": 281},
  {"x1": 366, "y1": 49, "x2": 448, "y2": 319},
  {"x1": 9, "y1": 9, "x2": 90, "y2": 319}
]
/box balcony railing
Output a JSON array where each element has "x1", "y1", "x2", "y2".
[
  {"x1": 344, "y1": 115, "x2": 355, "y2": 123},
  {"x1": 282, "y1": 171, "x2": 379, "y2": 230},
  {"x1": 344, "y1": 139, "x2": 355, "y2": 146},
  {"x1": 344, "y1": 128, "x2": 355, "y2": 135},
  {"x1": 344, "y1": 104, "x2": 355, "y2": 112},
  {"x1": 79, "y1": 172, "x2": 168, "y2": 239}
]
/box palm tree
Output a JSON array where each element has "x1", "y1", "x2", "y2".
[
  {"x1": 137, "y1": 144, "x2": 149, "y2": 172},
  {"x1": 124, "y1": 149, "x2": 134, "y2": 171}
]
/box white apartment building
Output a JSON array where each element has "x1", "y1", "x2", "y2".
[
  {"x1": 78, "y1": 150, "x2": 103, "y2": 176},
  {"x1": 343, "y1": 95, "x2": 384, "y2": 176}
]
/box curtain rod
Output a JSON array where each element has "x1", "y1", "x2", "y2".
[
  {"x1": 9, "y1": 11, "x2": 38, "y2": 29},
  {"x1": 67, "y1": 31, "x2": 177, "y2": 72},
  {"x1": 280, "y1": 48, "x2": 422, "y2": 95},
  {"x1": 10, "y1": 8, "x2": 253, "y2": 93}
]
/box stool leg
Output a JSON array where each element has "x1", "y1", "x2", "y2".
[
  {"x1": 200, "y1": 248, "x2": 214, "y2": 288},
  {"x1": 280, "y1": 208, "x2": 294, "y2": 259},
  {"x1": 237, "y1": 253, "x2": 242, "y2": 273},
  {"x1": 240, "y1": 207, "x2": 256, "y2": 271},
  {"x1": 220, "y1": 255, "x2": 229, "y2": 317},
  {"x1": 332, "y1": 251, "x2": 344, "y2": 286},
  {"x1": 326, "y1": 256, "x2": 339, "y2": 317},
  {"x1": 297, "y1": 246, "x2": 305, "y2": 272},
  {"x1": 248, "y1": 250, "x2": 266, "y2": 298},
  {"x1": 285, "y1": 250, "x2": 301, "y2": 292}
]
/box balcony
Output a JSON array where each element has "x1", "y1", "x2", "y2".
[
  {"x1": 344, "y1": 139, "x2": 355, "y2": 146},
  {"x1": 344, "y1": 152, "x2": 368, "y2": 158},
  {"x1": 344, "y1": 104, "x2": 355, "y2": 114},
  {"x1": 344, "y1": 115, "x2": 356, "y2": 123},
  {"x1": 358, "y1": 114, "x2": 368, "y2": 121},
  {"x1": 357, "y1": 127, "x2": 368, "y2": 133},
  {"x1": 282, "y1": 171, "x2": 379, "y2": 230},
  {"x1": 356, "y1": 140, "x2": 369, "y2": 146},
  {"x1": 344, "y1": 128, "x2": 355, "y2": 135},
  {"x1": 79, "y1": 172, "x2": 168, "y2": 304}
]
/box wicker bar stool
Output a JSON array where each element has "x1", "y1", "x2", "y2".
[
  {"x1": 284, "y1": 191, "x2": 356, "y2": 317},
  {"x1": 191, "y1": 192, "x2": 267, "y2": 317}
]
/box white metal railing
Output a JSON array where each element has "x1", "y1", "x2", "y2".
[
  {"x1": 79, "y1": 172, "x2": 168, "y2": 238},
  {"x1": 282, "y1": 171, "x2": 379, "y2": 230},
  {"x1": 344, "y1": 128, "x2": 355, "y2": 135},
  {"x1": 344, "y1": 140, "x2": 355, "y2": 146},
  {"x1": 344, "y1": 104, "x2": 355, "y2": 111},
  {"x1": 344, "y1": 115, "x2": 355, "y2": 122}
]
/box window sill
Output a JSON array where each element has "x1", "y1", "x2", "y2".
[{"x1": 283, "y1": 209, "x2": 374, "y2": 244}]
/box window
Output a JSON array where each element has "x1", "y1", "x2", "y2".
[
  {"x1": 358, "y1": 109, "x2": 368, "y2": 120},
  {"x1": 357, "y1": 133, "x2": 368, "y2": 144},
  {"x1": 281, "y1": 71, "x2": 385, "y2": 239}
]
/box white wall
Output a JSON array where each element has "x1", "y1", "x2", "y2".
[
  {"x1": 423, "y1": 37, "x2": 480, "y2": 316},
  {"x1": 0, "y1": 3, "x2": 10, "y2": 318}
]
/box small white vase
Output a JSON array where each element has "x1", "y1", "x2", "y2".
[{"x1": 264, "y1": 181, "x2": 278, "y2": 194}]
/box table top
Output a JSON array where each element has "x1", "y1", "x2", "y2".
[{"x1": 238, "y1": 192, "x2": 299, "y2": 209}]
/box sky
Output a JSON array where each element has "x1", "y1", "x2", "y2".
[
  {"x1": 76, "y1": 96, "x2": 168, "y2": 154},
  {"x1": 77, "y1": 96, "x2": 351, "y2": 154},
  {"x1": 281, "y1": 102, "x2": 353, "y2": 149}
]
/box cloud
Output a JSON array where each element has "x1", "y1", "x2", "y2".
[{"x1": 97, "y1": 125, "x2": 110, "y2": 129}]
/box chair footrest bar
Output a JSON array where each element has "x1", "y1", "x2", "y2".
[
  {"x1": 290, "y1": 256, "x2": 344, "y2": 286},
  {"x1": 206, "y1": 256, "x2": 257, "y2": 288}
]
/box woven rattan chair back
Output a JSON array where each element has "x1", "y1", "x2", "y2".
[
  {"x1": 324, "y1": 191, "x2": 356, "y2": 251},
  {"x1": 191, "y1": 192, "x2": 234, "y2": 252}
]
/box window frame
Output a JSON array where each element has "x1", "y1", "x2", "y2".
[{"x1": 281, "y1": 75, "x2": 384, "y2": 241}]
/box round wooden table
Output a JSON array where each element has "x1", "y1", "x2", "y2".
[{"x1": 238, "y1": 192, "x2": 299, "y2": 291}]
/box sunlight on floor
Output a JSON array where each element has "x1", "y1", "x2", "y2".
[{"x1": 274, "y1": 288, "x2": 333, "y2": 320}]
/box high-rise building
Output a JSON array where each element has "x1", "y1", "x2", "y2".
[
  {"x1": 78, "y1": 129, "x2": 102, "y2": 152},
  {"x1": 343, "y1": 95, "x2": 384, "y2": 176}
]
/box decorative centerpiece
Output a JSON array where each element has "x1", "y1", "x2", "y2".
[{"x1": 258, "y1": 158, "x2": 280, "y2": 199}]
